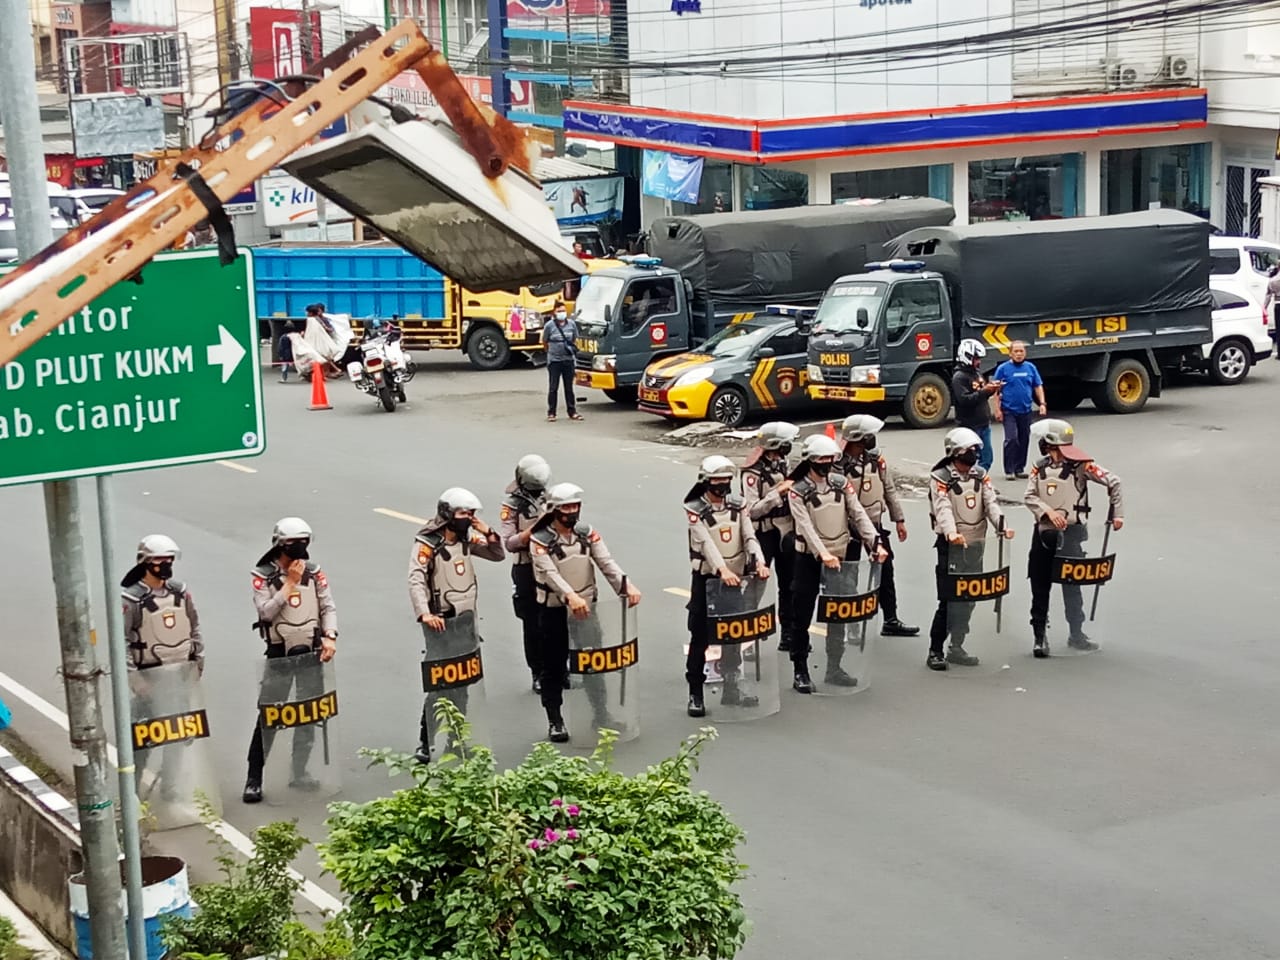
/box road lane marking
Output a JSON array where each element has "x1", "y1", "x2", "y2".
[
  {"x1": 215, "y1": 460, "x2": 258, "y2": 474},
  {"x1": 374, "y1": 507, "x2": 428, "y2": 525},
  {"x1": 0, "y1": 670, "x2": 342, "y2": 915},
  {"x1": 662, "y1": 588, "x2": 826, "y2": 635}
]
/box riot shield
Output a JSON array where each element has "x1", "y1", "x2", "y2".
[
  {"x1": 814, "y1": 560, "x2": 882, "y2": 695},
  {"x1": 1048, "y1": 521, "x2": 1115, "y2": 655},
  {"x1": 566, "y1": 596, "x2": 639, "y2": 744},
  {"x1": 128, "y1": 661, "x2": 222, "y2": 830},
  {"x1": 942, "y1": 535, "x2": 1011, "y2": 665},
  {"x1": 256, "y1": 651, "x2": 341, "y2": 803},
  {"x1": 704, "y1": 576, "x2": 780, "y2": 722},
  {"x1": 420, "y1": 610, "x2": 489, "y2": 757}
]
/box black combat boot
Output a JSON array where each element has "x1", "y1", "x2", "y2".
[
  {"x1": 413, "y1": 743, "x2": 432, "y2": 765},
  {"x1": 242, "y1": 778, "x2": 263, "y2": 804},
  {"x1": 687, "y1": 688, "x2": 706, "y2": 718},
  {"x1": 945, "y1": 636, "x2": 979, "y2": 666},
  {"x1": 792, "y1": 666, "x2": 814, "y2": 694},
  {"x1": 721, "y1": 681, "x2": 759, "y2": 708},
  {"x1": 1033, "y1": 624, "x2": 1049, "y2": 659},
  {"x1": 881, "y1": 617, "x2": 920, "y2": 637},
  {"x1": 825, "y1": 666, "x2": 857, "y2": 687},
  {"x1": 548, "y1": 715, "x2": 569, "y2": 743},
  {"x1": 289, "y1": 772, "x2": 321, "y2": 792},
  {"x1": 1067, "y1": 628, "x2": 1098, "y2": 652},
  {"x1": 926, "y1": 650, "x2": 947, "y2": 671}
]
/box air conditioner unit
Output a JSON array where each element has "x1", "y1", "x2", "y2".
[
  {"x1": 1108, "y1": 61, "x2": 1141, "y2": 89},
  {"x1": 1158, "y1": 54, "x2": 1197, "y2": 83},
  {"x1": 591, "y1": 69, "x2": 628, "y2": 96}
]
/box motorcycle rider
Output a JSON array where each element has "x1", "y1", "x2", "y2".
[
  {"x1": 409, "y1": 488, "x2": 505, "y2": 763},
  {"x1": 1024, "y1": 419, "x2": 1124, "y2": 657},
  {"x1": 500, "y1": 454, "x2": 553, "y2": 693},
  {"x1": 927, "y1": 428, "x2": 1014, "y2": 671},
  {"x1": 787, "y1": 433, "x2": 886, "y2": 693},
  {"x1": 837, "y1": 414, "x2": 919, "y2": 638},
  {"x1": 244, "y1": 518, "x2": 337, "y2": 804},
  {"x1": 531, "y1": 483, "x2": 641, "y2": 742},
  {"x1": 741, "y1": 421, "x2": 799, "y2": 652},
  {"x1": 685, "y1": 456, "x2": 769, "y2": 717}
]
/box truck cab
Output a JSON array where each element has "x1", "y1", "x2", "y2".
[{"x1": 806, "y1": 261, "x2": 957, "y2": 427}]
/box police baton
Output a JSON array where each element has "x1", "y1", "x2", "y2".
[
  {"x1": 995, "y1": 515, "x2": 1006, "y2": 634},
  {"x1": 618, "y1": 577, "x2": 628, "y2": 707},
  {"x1": 1089, "y1": 506, "x2": 1114, "y2": 622}
]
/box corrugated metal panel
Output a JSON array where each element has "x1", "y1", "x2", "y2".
[{"x1": 534, "y1": 155, "x2": 615, "y2": 182}]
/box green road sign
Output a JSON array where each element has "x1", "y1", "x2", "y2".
[{"x1": 0, "y1": 249, "x2": 265, "y2": 487}]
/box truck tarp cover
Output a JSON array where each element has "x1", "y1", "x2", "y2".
[
  {"x1": 648, "y1": 198, "x2": 955, "y2": 306},
  {"x1": 884, "y1": 210, "x2": 1212, "y2": 323}
]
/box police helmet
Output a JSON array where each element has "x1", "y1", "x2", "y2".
[
  {"x1": 840, "y1": 414, "x2": 885, "y2": 445},
  {"x1": 271, "y1": 517, "x2": 312, "y2": 545},
  {"x1": 956, "y1": 338, "x2": 987, "y2": 365},
  {"x1": 799, "y1": 433, "x2": 842, "y2": 462},
  {"x1": 697, "y1": 455, "x2": 737, "y2": 483},
  {"x1": 136, "y1": 534, "x2": 181, "y2": 562},
  {"x1": 1035, "y1": 418, "x2": 1074, "y2": 447},
  {"x1": 437, "y1": 487, "x2": 483, "y2": 518},
  {"x1": 757, "y1": 421, "x2": 800, "y2": 452},
  {"x1": 943, "y1": 427, "x2": 983, "y2": 458},
  {"x1": 545, "y1": 483, "x2": 585, "y2": 509},
  {"x1": 515, "y1": 454, "x2": 552, "y2": 493}
]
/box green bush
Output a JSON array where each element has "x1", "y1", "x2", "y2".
[
  {"x1": 0, "y1": 915, "x2": 34, "y2": 960},
  {"x1": 322, "y1": 702, "x2": 749, "y2": 960}
]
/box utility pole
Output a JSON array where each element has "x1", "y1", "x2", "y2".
[
  {"x1": 0, "y1": 4, "x2": 127, "y2": 960},
  {"x1": 299, "y1": 0, "x2": 328, "y2": 241}
]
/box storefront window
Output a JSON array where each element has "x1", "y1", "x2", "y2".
[
  {"x1": 670, "y1": 159, "x2": 733, "y2": 215},
  {"x1": 831, "y1": 164, "x2": 952, "y2": 203},
  {"x1": 743, "y1": 165, "x2": 808, "y2": 210},
  {"x1": 968, "y1": 154, "x2": 1081, "y2": 221},
  {"x1": 1101, "y1": 143, "x2": 1210, "y2": 220}
]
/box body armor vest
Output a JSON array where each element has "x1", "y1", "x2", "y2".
[
  {"x1": 793, "y1": 475, "x2": 851, "y2": 556},
  {"x1": 256, "y1": 561, "x2": 322, "y2": 649},
  {"x1": 687, "y1": 496, "x2": 748, "y2": 576},
  {"x1": 931, "y1": 467, "x2": 989, "y2": 540},
  {"x1": 420, "y1": 532, "x2": 480, "y2": 616},
  {"x1": 846, "y1": 454, "x2": 888, "y2": 527},
  {"x1": 744, "y1": 459, "x2": 792, "y2": 534},
  {"x1": 505, "y1": 490, "x2": 544, "y2": 565},
  {"x1": 123, "y1": 582, "x2": 193, "y2": 669},
  {"x1": 1033, "y1": 457, "x2": 1088, "y2": 525},
  {"x1": 533, "y1": 526, "x2": 597, "y2": 607}
]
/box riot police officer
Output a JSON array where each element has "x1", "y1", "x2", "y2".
[
  {"x1": 741, "y1": 422, "x2": 799, "y2": 652},
  {"x1": 531, "y1": 483, "x2": 641, "y2": 742},
  {"x1": 244, "y1": 517, "x2": 336, "y2": 803},
  {"x1": 685, "y1": 456, "x2": 768, "y2": 717},
  {"x1": 787, "y1": 434, "x2": 886, "y2": 693},
  {"x1": 1024, "y1": 419, "x2": 1124, "y2": 657},
  {"x1": 838, "y1": 414, "x2": 919, "y2": 638},
  {"x1": 410, "y1": 488, "x2": 505, "y2": 762},
  {"x1": 500, "y1": 454, "x2": 553, "y2": 693},
  {"x1": 927, "y1": 428, "x2": 1014, "y2": 671}
]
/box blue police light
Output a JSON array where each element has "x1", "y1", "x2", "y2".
[
  {"x1": 863, "y1": 259, "x2": 927, "y2": 272},
  {"x1": 620, "y1": 255, "x2": 663, "y2": 268}
]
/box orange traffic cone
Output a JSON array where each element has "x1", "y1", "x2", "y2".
[
  {"x1": 308, "y1": 365, "x2": 332, "y2": 411},
  {"x1": 824, "y1": 422, "x2": 837, "y2": 441}
]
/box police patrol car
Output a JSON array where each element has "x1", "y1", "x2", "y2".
[{"x1": 637, "y1": 307, "x2": 817, "y2": 427}]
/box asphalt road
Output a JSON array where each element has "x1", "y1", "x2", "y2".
[{"x1": 3, "y1": 349, "x2": 1280, "y2": 960}]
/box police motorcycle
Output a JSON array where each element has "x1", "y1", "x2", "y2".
[{"x1": 346, "y1": 314, "x2": 415, "y2": 412}]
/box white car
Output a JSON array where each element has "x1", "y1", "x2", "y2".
[
  {"x1": 1209, "y1": 236, "x2": 1280, "y2": 305},
  {"x1": 1201, "y1": 280, "x2": 1272, "y2": 385},
  {"x1": 67, "y1": 187, "x2": 125, "y2": 218}
]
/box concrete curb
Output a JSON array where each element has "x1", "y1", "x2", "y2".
[{"x1": 0, "y1": 745, "x2": 78, "y2": 831}]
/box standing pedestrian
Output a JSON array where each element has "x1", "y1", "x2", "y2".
[
  {"x1": 993, "y1": 341, "x2": 1047, "y2": 480},
  {"x1": 950, "y1": 338, "x2": 1000, "y2": 470},
  {"x1": 277, "y1": 322, "x2": 295, "y2": 383},
  {"x1": 541, "y1": 301, "x2": 583, "y2": 422}
]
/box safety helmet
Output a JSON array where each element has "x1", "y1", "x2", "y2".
[
  {"x1": 840, "y1": 414, "x2": 885, "y2": 445},
  {"x1": 515, "y1": 454, "x2": 552, "y2": 493},
  {"x1": 545, "y1": 482, "x2": 585, "y2": 509},
  {"x1": 943, "y1": 427, "x2": 983, "y2": 457},
  {"x1": 1035, "y1": 418, "x2": 1075, "y2": 448},
  {"x1": 437, "y1": 487, "x2": 483, "y2": 518},
  {"x1": 956, "y1": 338, "x2": 987, "y2": 365},
  {"x1": 697, "y1": 455, "x2": 737, "y2": 483},
  {"x1": 799, "y1": 433, "x2": 842, "y2": 461},
  {"x1": 136, "y1": 534, "x2": 181, "y2": 563},
  {"x1": 271, "y1": 517, "x2": 312, "y2": 544},
  {"x1": 757, "y1": 421, "x2": 800, "y2": 452}
]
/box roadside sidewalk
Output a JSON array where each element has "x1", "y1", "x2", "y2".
[{"x1": 0, "y1": 888, "x2": 70, "y2": 960}]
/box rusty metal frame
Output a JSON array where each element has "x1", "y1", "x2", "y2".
[{"x1": 0, "y1": 19, "x2": 530, "y2": 368}]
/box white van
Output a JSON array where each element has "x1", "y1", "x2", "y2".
[{"x1": 1209, "y1": 236, "x2": 1280, "y2": 304}]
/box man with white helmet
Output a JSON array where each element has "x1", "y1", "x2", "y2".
[
  {"x1": 951, "y1": 338, "x2": 1000, "y2": 471},
  {"x1": 531, "y1": 483, "x2": 640, "y2": 741},
  {"x1": 838, "y1": 414, "x2": 918, "y2": 638},
  {"x1": 926, "y1": 428, "x2": 1014, "y2": 671},
  {"x1": 1024, "y1": 419, "x2": 1123, "y2": 657},
  {"x1": 684, "y1": 456, "x2": 768, "y2": 716},
  {"x1": 786, "y1": 434, "x2": 886, "y2": 693},
  {"x1": 741, "y1": 421, "x2": 800, "y2": 651},
  {"x1": 409, "y1": 488, "x2": 505, "y2": 763},
  {"x1": 244, "y1": 517, "x2": 337, "y2": 803},
  {"x1": 501, "y1": 454, "x2": 553, "y2": 693}
]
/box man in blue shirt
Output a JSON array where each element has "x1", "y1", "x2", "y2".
[{"x1": 993, "y1": 341, "x2": 1047, "y2": 480}]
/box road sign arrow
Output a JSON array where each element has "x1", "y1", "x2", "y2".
[{"x1": 206, "y1": 325, "x2": 246, "y2": 384}]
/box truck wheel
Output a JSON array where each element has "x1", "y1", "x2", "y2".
[
  {"x1": 902, "y1": 373, "x2": 951, "y2": 429},
  {"x1": 1095, "y1": 358, "x2": 1150, "y2": 413},
  {"x1": 1208, "y1": 338, "x2": 1251, "y2": 385},
  {"x1": 604, "y1": 387, "x2": 637, "y2": 405},
  {"x1": 466, "y1": 326, "x2": 510, "y2": 370},
  {"x1": 709, "y1": 386, "x2": 748, "y2": 427}
]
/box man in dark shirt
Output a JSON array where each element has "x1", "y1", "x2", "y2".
[{"x1": 950, "y1": 338, "x2": 1000, "y2": 471}]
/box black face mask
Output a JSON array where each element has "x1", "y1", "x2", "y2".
[
  {"x1": 282, "y1": 541, "x2": 309, "y2": 560},
  {"x1": 148, "y1": 561, "x2": 173, "y2": 580},
  {"x1": 555, "y1": 510, "x2": 580, "y2": 528},
  {"x1": 449, "y1": 516, "x2": 473, "y2": 537},
  {"x1": 956, "y1": 449, "x2": 980, "y2": 467},
  {"x1": 811, "y1": 461, "x2": 833, "y2": 478},
  {"x1": 707, "y1": 482, "x2": 732, "y2": 499}
]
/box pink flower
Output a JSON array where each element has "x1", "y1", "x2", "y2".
[
  {"x1": 550, "y1": 798, "x2": 563, "y2": 808},
  {"x1": 528, "y1": 840, "x2": 542, "y2": 850},
  {"x1": 566, "y1": 829, "x2": 579, "y2": 840},
  {"x1": 566, "y1": 804, "x2": 580, "y2": 817},
  {"x1": 544, "y1": 829, "x2": 560, "y2": 843}
]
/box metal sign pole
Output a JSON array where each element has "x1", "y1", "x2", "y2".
[{"x1": 96, "y1": 476, "x2": 147, "y2": 960}]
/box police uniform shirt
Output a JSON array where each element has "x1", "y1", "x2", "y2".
[
  {"x1": 788, "y1": 475, "x2": 880, "y2": 557},
  {"x1": 252, "y1": 561, "x2": 337, "y2": 638},
  {"x1": 840, "y1": 450, "x2": 905, "y2": 530},
  {"x1": 687, "y1": 497, "x2": 765, "y2": 577},
  {"x1": 742, "y1": 454, "x2": 793, "y2": 535},
  {"x1": 531, "y1": 525, "x2": 627, "y2": 606},
  {"x1": 408, "y1": 526, "x2": 505, "y2": 619},
  {"x1": 929, "y1": 465, "x2": 1004, "y2": 542},
  {"x1": 1024, "y1": 458, "x2": 1124, "y2": 532},
  {"x1": 121, "y1": 581, "x2": 202, "y2": 670},
  {"x1": 498, "y1": 486, "x2": 546, "y2": 564}
]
